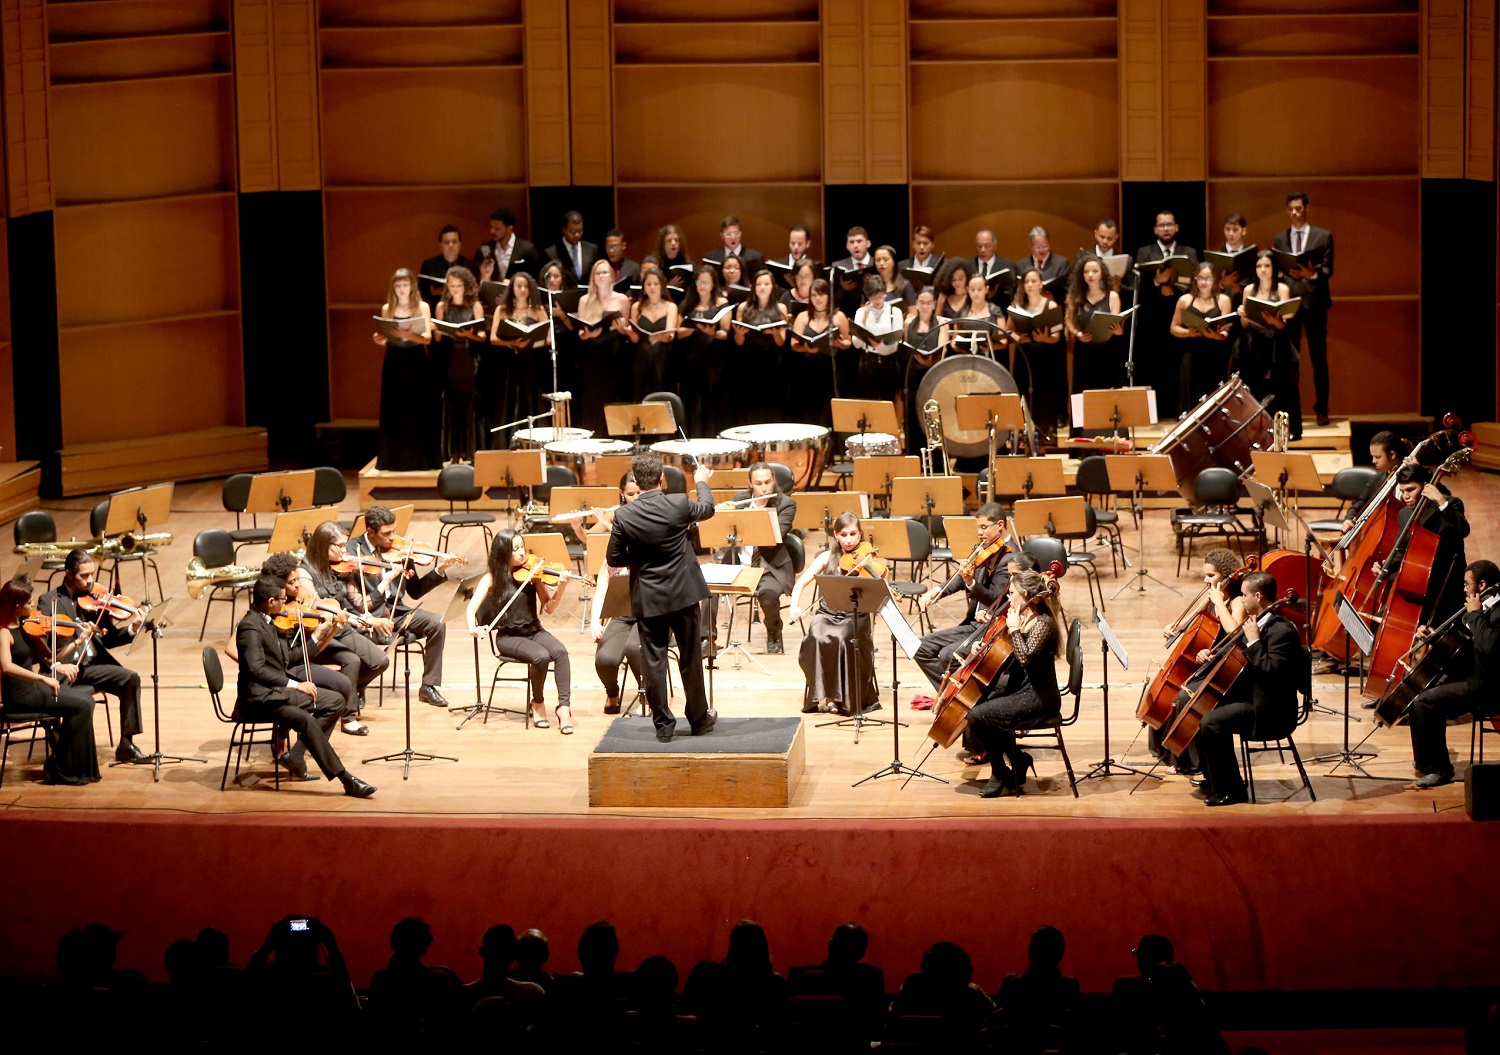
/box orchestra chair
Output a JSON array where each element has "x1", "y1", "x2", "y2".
[
  {"x1": 1471, "y1": 715, "x2": 1500, "y2": 764},
  {"x1": 886, "y1": 518, "x2": 936, "y2": 635},
  {"x1": 643, "y1": 391, "x2": 687, "y2": 433},
  {"x1": 1022, "y1": 536, "x2": 1102, "y2": 618},
  {"x1": 204, "y1": 646, "x2": 281, "y2": 791},
  {"x1": 463, "y1": 631, "x2": 546, "y2": 728},
  {"x1": 435, "y1": 464, "x2": 497, "y2": 554},
  {"x1": 311, "y1": 466, "x2": 356, "y2": 533},
  {"x1": 222, "y1": 473, "x2": 272, "y2": 558},
  {"x1": 662, "y1": 465, "x2": 688, "y2": 494},
  {"x1": 192, "y1": 529, "x2": 258, "y2": 642},
  {"x1": 1014, "y1": 617, "x2": 1083, "y2": 797},
  {"x1": 1239, "y1": 688, "x2": 1316, "y2": 803},
  {"x1": 733, "y1": 533, "x2": 806, "y2": 647},
  {"x1": 0, "y1": 711, "x2": 58, "y2": 788},
  {"x1": 529, "y1": 465, "x2": 587, "y2": 570},
  {"x1": 13, "y1": 511, "x2": 67, "y2": 589},
  {"x1": 1305, "y1": 466, "x2": 1381, "y2": 535},
  {"x1": 90, "y1": 499, "x2": 164, "y2": 601},
  {"x1": 1170, "y1": 468, "x2": 1262, "y2": 575},
  {"x1": 1074, "y1": 456, "x2": 1126, "y2": 568},
  {"x1": 1050, "y1": 505, "x2": 1109, "y2": 609}
]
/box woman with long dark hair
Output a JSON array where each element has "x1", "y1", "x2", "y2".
[
  {"x1": 675, "y1": 264, "x2": 732, "y2": 434},
  {"x1": 788, "y1": 276, "x2": 849, "y2": 423},
  {"x1": 1065, "y1": 254, "x2": 1124, "y2": 393},
  {"x1": 434, "y1": 265, "x2": 485, "y2": 463},
  {"x1": 373, "y1": 267, "x2": 437, "y2": 470},
  {"x1": 788, "y1": 512, "x2": 884, "y2": 716}
]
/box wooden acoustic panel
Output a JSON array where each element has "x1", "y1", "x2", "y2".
[
  {"x1": 53, "y1": 195, "x2": 240, "y2": 327},
  {"x1": 48, "y1": 33, "x2": 231, "y2": 84},
  {"x1": 1310, "y1": 299, "x2": 1420, "y2": 414},
  {"x1": 910, "y1": 0, "x2": 1115, "y2": 14},
  {"x1": 1210, "y1": 0, "x2": 1417, "y2": 14},
  {"x1": 318, "y1": 26, "x2": 521, "y2": 68},
  {"x1": 1206, "y1": 178, "x2": 1418, "y2": 298},
  {"x1": 1209, "y1": 14, "x2": 1418, "y2": 58},
  {"x1": 320, "y1": 68, "x2": 525, "y2": 186},
  {"x1": 615, "y1": 0, "x2": 816, "y2": 21},
  {"x1": 614, "y1": 65, "x2": 821, "y2": 183},
  {"x1": 615, "y1": 185, "x2": 822, "y2": 270},
  {"x1": 909, "y1": 18, "x2": 1116, "y2": 61},
  {"x1": 323, "y1": 186, "x2": 525, "y2": 306},
  {"x1": 57, "y1": 426, "x2": 267, "y2": 497},
  {"x1": 319, "y1": 0, "x2": 520, "y2": 28},
  {"x1": 327, "y1": 307, "x2": 389, "y2": 421},
  {"x1": 616, "y1": 22, "x2": 819, "y2": 64},
  {"x1": 58, "y1": 315, "x2": 244, "y2": 446},
  {"x1": 46, "y1": 0, "x2": 228, "y2": 38},
  {"x1": 910, "y1": 182, "x2": 1119, "y2": 268},
  {"x1": 1468, "y1": 0, "x2": 1496, "y2": 180},
  {"x1": 1207, "y1": 57, "x2": 1419, "y2": 177},
  {"x1": 909, "y1": 61, "x2": 1118, "y2": 181},
  {"x1": 49, "y1": 76, "x2": 237, "y2": 204}
]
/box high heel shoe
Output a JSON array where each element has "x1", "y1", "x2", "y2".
[
  {"x1": 1014, "y1": 751, "x2": 1037, "y2": 787},
  {"x1": 530, "y1": 702, "x2": 549, "y2": 729},
  {"x1": 555, "y1": 705, "x2": 574, "y2": 735},
  {"x1": 980, "y1": 763, "x2": 1018, "y2": 798}
]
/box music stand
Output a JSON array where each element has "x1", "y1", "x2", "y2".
[
  {"x1": 450, "y1": 573, "x2": 526, "y2": 730},
  {"x1": 350, "y1": 503, "x2": 414, "y2": 539},
  {"x1": 853, "y1": 595, "x2": 945, "y2": 787},
  {"x1": 1250, "y1": 450, "x2": 1324, "y2": 531},
  {"x1": 585, "y1": 532, "x2": 612, "y2": 581},
  {"x1": 955, "y1": 393, "x2": 1028, "y2": 499},
  {"x1": 942, "y1": 516, "x2": 979, "y2": 555},
  {"x1": 1079, "y1": 611, "x2": 1157, "y2": 782},
  {"x1": 792, "y1": 492, "x2": 870, "y2": 537},
  {"x1": 852, "y1": 456, "x2": 920, "y2": 513},
  {"x1": 266, "y1": 505, "x2": 342, "y2": 555},
  {"x1": 519, "y1": 532, "x2": 572, "y2": 570},
  {"x1": 99, "y1": 483, "x2": 175, "y2": 600},
  {"x1": 831, "y1": 399, "x2": 902, "y2": 451},
  {"x1": 890, "y1": 476, "x2": 965, "y2": 521},
  {"x1": 1106, "y1": 454, "x2": 1182, "y2": 598},
  {"x1": 713, "y1": 467, "x2": 752, "y2": 488},
  {"x1": 474, "y1": 449, "x2": 546, "y2": 526},
  {"x1": 812, "y1": 574, "x2": 897, "y2": 742},
  {"x1": 604, "y1": 402, "x2": 677, "y2": 450},
  {"x1": 363, "y1": 577, "x2": 458, "y2": 778},
  {"x1": 1308, "y1": 591, "x2": 1384, "y2": 779},
  {"x1": 243, "y1": 470, "x2": 316, "y2": 515},
  {"x1": 704, "y1": 507, "x2": 781, "y2": 673},
  {"x1": 108, "y1": 601, "x2": 203, "y2": 780},
  {"x1": 1012, "y1": 496, "x2": 1088, "y2": 540},
  {"x1": 987, "y1": 457, "x2": 1065, "y2": 502},
  {"x1": 1079, "y1": 387, "x2": 1152, "y2": 452}
]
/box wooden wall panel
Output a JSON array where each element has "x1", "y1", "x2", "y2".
[
  {"x1": 319, "y1": 0, "x2": 520, "y2": 27},
  {"x1": 1162, "y1": 0, "x2": 1205, "y2": 180},
  {"x1": 320, "y1": 69, "x2": 525, "y2": 186},
  {"x1": 1469, "y1": 0, "x2": 1496, "y2": 180},
  {"x1": 270, "y1": 0, "x2": 321, "y2": 190},
  {"x1": 615, "y1": 185, "x2": 821, "y2": 268},
  {"x1": 1207, "y1": 58, "x2": 1419, "y2": 177},
  {"x1": 909, "y1": 63, "x2": 1118, "y2": 181},
  {"x1": 0, "y1": 0, "x2": 52, "y2": 215},
  {"x1": 910, "y1": 182, "x2": 1120, "y2": 267},
  {"x1": 1318, "y1": 300, "x2": 1421, "y2": 414},
  {"x1": 1119, "y1": 0, "x2": 1164, "y2": 181},
  {"x1": 864, "y1": 0, "x2": 907, "y2": 184},
  {"x1": 59, "y1": 316, "x2": 244, "y2": 444},
  {"x1": 568, "y1": 0, "x2": 612, "y2": 185},
  {"x1": 614, "y1": 66, "x2": 821, "y2": 183},
  {"x1": 53, "y1": 196, "x2": 240, "y2": 326},
  {"x1": 821, "y1": 0, "x2": 864, "y2": 185},
  {"x1": 233, "y1": 0, "x2": 278, "y2": 192},
  {"x1": 50, "y1": 77, "x2": 236, "y2": 203},
  {"x1": 326, "y1": 307, "x2": 382, "y2": 420},
  {"x1": 1423, "y1": 0, "x2": 1468, "y2": 177},
  {"x1": 522, "y1": 0, "x2": 569, "y2": 186}
]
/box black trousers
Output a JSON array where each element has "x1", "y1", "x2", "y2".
[
  {"x1": 1285, "y1": 306, "x2": 1329, "y2": 415},
  {"x1": 1198, "y1": 701, "x2": 1256, "y2": 799},
  {"x1": 315, "y1": 627, "x2": 390, "y2": 703},
  {"x1": 639, "y1": 603, "x2": 708, "y2": 736},
  {"x1": 287, "y1": 663, "x2": 353, "y2": 758},
  {"x1": 1409, "y1": 680, "x2": 1487, "y2": 778},
  {"x1": 77, "y1": 652, "x2": 142, "y2": 739},
  {"x1": 756, "y1": 582, "x2": 787, "y2": 636},
  {"x1": 595, "y1": 619, "x2": 642, "y2": 698},
  {"x1": 494, "y1": 628, "x2": 571, "y2": 708},
  {"x1": 914, "y1": 624, "x2": 975, "y2": 690},
  {"x1": 242, "y1": 687, "x2": 346, "y2": 779}
]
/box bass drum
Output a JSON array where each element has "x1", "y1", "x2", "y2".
[
  {"x1": 1150, "y1": 375, "x2": 1272, "y2": 505},
  {"x1": 914, "y1": 354, "x2": 1021, "y2": 458}
]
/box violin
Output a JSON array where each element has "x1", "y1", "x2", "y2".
[
  {"x1": 513, "y1": 554, "x2": 596, "y2": 588},
  {"x1": 77, "y1": 584, "x2": 145, "y2": 621},
  {"x1": 271, "y1": 603, "x2": 325, "y2": 633},
  {"x1": 330, "y1": 551, "x2": 396, "y2": 576},
  {"x1": 838, "y1": 540, "x2": 886, "y2": 578},
  {"x1": 382, "y1": 535, "x2": 466, "y2": 569},
  {"x1": 22, "y1": 611, "x2": 79, "y2": 638}
]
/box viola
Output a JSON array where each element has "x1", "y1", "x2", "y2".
[
  {"x1": 330, "y1": 552, "x2": 395, "y2": 576},
  {"x1": 513, "y1": 554, "x2": 595, "y2": 588},
  {"x1": 838, "y1": 540, "x2": 886, "y2": 578}
]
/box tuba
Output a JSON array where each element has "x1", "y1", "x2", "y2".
[{"x1": 185, "y1": 557, "x2": 260, "y2": 600}]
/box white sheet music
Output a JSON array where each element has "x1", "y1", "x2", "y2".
[{"x1": 878, "y1": 598, "x2": 922, "y2": 660}]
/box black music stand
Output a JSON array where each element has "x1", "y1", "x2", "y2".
[
  {"x1": 890, "y1": 476, "x2": 965, "y2": 523},
  {"x1": 1106, "y1": 453, "x2": 1181, "y2": 598},
  {"x1": 812, "y1": 574, "x2": 898, "y2": 743},
  {"x1": 244, "y1": 470, "x2": 315, "y2": 517},
  {"x1": 853, "y1": 596, "x2": 945, "y2": 787},
  {"x1": 1308, "y1": 592, "x2": 1384, "y2": 779},
  {"x1": 1249, "y1": 450, "x2": 1323, "y2": 546},
  {"x1": 705, "y1": 507, "x2": 780, "y2": 673},
  {"x1": 362, "y1": 574, "x2": 458, "y2": 780},
  {"x1": 1079, "y1": 611, "x2": 1158, "y2": 783},
  {"x1": 108, "y1": 601, "x2": 204, "y2": 781}
]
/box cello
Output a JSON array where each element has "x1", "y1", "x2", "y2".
[{"x1": 1139, "y1": 559, "x2": 1255, "y2": 728}]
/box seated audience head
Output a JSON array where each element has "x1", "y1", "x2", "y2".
[
  {"x1": 725, "y1": 919, "x2": 773, "y2": 973},
  {"x1": 517, "y1": 929, "x2": 550, "y2": 970},
  {"x1": 919, "y1": 940, "x2": 973, "y2": 989},
  {"x1": 827, "y1": 922, "x2": 869, "y2": 965},
  {"x1": 632, "y1": 955, "x2": 679, "y2": 1008},
  {"x1": 578, "y1": 920, "x2": 620, "y2": 974},
  {"x1": 196, "y1": 927, "x2": 232, "y2": 967},
  {"x1": 479, "y1": 924, "x2": 518, "y2": 970},
  {"x1": 1027, "y1": 925, "x2": 1065, "y2": 970},
  {"x1": 1132, "y1": 933, "x2": 1174, "y2": 974},
  {"x1": 389, "y1": 917, "x2": 435, "y2": 959}
]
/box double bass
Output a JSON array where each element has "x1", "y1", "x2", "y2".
[{"x1": 1138, "y1": 559, "x2": 1255, "y2": 728}]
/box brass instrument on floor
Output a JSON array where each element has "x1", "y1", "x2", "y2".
[
  {"x1": 1272, "y1": 411, "x2": 1290, "y2": 453},
  {"x1": 185, "y1": 557, "x2": 259, "y2": 600},
  {"x1": 103, "y1": 531, "x2": 174, "y2": 554},
  {"x1": 920, "y1": 398, "x2": 952, "y2": 476}
]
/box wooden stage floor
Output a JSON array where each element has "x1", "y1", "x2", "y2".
[{"x1": 5, "y1": 466, "x2": 1498, "y2": 823}]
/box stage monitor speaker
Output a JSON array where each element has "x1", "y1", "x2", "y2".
[{"x1": 1465, "y1": 763, "x2": 1500, "y2": 821}]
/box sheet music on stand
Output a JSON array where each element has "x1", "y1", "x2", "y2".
[
  {"x1": 878, "y1": 599, "x2": 921, "y2": 660},
  {"x1": 1334, "y1": 592, "x2": 1376, "y2": 656},
  {"x1": 1096, "y1": 610, "x2": 1128, "y2": 669}
]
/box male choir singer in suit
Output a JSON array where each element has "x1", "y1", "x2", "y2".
[
  {"x1": 1273, "y1": 190, "x2": 1334, "y2": 426},
  {"x1": 607, "y1": 452, "x2": 718, "y2": 742},
  {"x1": 486, "y1": 207, "x2": 540, "y2": 280},
  {"x1": 1133, "y1": 212, "x2": 1199, "y2": 415},
  {"x1": 728, "y1": 463, "x2": 799, "y2": 655},
  {"x1": 546, "y1": 210, "x2": 598, "y2": 287},
  {"x1": 237, "y1": 576, "x2": 376, "y2": 798}
]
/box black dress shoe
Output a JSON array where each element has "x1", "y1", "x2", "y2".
[
  {"x1": 1189, "y1": 776, "x2": 1208, "y2": 789},
  {"x1": 692, "y1": 710, "x2": 717, "y2": 736},
  {"x1": 1316, "y1": 412, "x2": 1330, "y2": 427},
  {"x1": 340, "y1": 773, "x2": 377, "y2": 798},
  {"x1": 656, "y1": 725, "x2": 677, "y2": 743},
  {"x1": 1205, "y1": 793, "x2": 1249, "y2": 807},
  {"x1": 1360, "y1": 699, "x2": 1378, "y2": 709},
  {"x1": 980, "y1": 775, "x2": 1019, "y2": 798},
  {"x1": 114, "y1": 741, "x2": 145, "y2": 763},
  {"x1": 766, "y1": 633, "x2": 784, "y2": 655},
  {"x1": 418, "y1": 686, "x2": 449, "y2": 707},
  {"x1": 277, "y1": 752, "x2": 318, "y2": 781}
]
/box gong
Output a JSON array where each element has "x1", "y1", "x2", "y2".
[{"x1": 915, "y1": 354, "x2": 1020, "y2": 457}]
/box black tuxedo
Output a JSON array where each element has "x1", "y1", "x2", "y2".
[
  {"x1": 488, "y1": 236, "x2": 540, "y2": 280},
  {"x1": 1197, "y1": 612, "x2": 1305, "y2": 800},
  {"x1": 608, "y1": 482, "x2": 717, "y2": 735},
  {"x1": 347, "y1": 533, "x2": 450, "y2": 688},
  {"x1": 1133, "y1": 241, "x2": 1199, "y2": 415},
  {"x1": 234, "y1": 611, "x2": 346, "y2": 779},
  {"x1": 971, "y1": 254, "x2": 1017, "y2": 309},
  {"x1": 37, "y1": 582, "x2": 144, "y2": 741},
  {"x1": 730, "y1": 489, "x2": 798, "y2": 636},
  {"x1": 1409, "y1": 600, "x2": 1500, "y2": 778},
  {"x1": 705, "y1": 246, "x2": 765, "y2": 277},
  {"x1": 419, "y1": 254, "x2": 474, "y2": 307},
  {"x1": 1017, "y1": 253, "x2": 1070, "y2": 293},
  {"x1": 546, "y1": 239, "x2": 599, "y2": 287},
  {"x1": 913, "y1": 553, "x2": 1011, "y2": 690},
  {"x1": 610, "y1": 257, "x2": 642, "y2": 291},
  {"x1": 1273, "y1": 224, "x2": 1334, "y2": 416}
]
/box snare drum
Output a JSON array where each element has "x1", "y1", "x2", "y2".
[
  {"x1": 543, "y1": 439, "x2": 633, "y2": 485},
  {"x1": 845, "y1": 432, "x2": 900, "y2": 458},
  {"x1": 1150, "y1": 375, "x2": 1273, "y2": 505},
  {"x1": 649, "y1": 439, "x2": 751, "y2": 470},
  {"x1": 719, "y1": 423, "x2": 832, "y2": 491},
  {"x1": 513, "y1": 426, "x2": 592, "y2": 449}
]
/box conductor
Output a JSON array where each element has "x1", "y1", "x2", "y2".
[{"x1": 607, "y1": 451, "x2": 718, "y2": 742}]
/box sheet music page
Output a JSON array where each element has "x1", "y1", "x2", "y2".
[{"x1": 878, "y1": 598, "x2": 922, "y2": 660}]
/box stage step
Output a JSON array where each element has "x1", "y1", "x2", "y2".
[
  {"x1": 589, "y1": 715, "x2": 805, "y2": 808},
  {"x1": 0, "y1": 461, "x2": 42, "y2": 524},
  {"x1": 58, "y1": 426, "x2": 268, "y2": 497}
]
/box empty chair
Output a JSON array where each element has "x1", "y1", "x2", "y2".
[
  {"x1": 222, "y1": 473, "x2": 272, "y2": 558},
  {"x1": 13, "y1": 511, "x2": 67, "y2": 588},
  {"x1": 1307, "y1": 466, "x2": 1381, "y2": 534},
  {"x1": 435, "y1": 464, "x2": 496, "y2": 553},
  {"x1": 192, "y1": 529, "x2": 258, "y2": 642},
  {"x1": 1171, "y1": 468, "x2": 1261, "y2": 574},
  {"x1": 1075, "y1": 455, "x2": 1126, "y2": 567}
]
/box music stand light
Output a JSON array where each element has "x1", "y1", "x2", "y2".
[{"x1": 1105, "y1": 453, "x2": 1182, "y2": 599}]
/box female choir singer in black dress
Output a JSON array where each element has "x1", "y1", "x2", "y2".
[
  {"x1": 1065, "y1": 254, "x2": 1125, "y2": 393},
  {"x1": 935, "y1": 259, "x2": 972, "y2": 323},
  {"x1": 676, "y1": 265, "x2": 732, "y2": 435},
  {"x1": 575, "y1": 258, "x2": 635, "y2": 432},
  {"x1": 1234, "y1": 250, "x2": 1300, "y2": 436},
  {"x1": 0, "y1": 574, "x2": 101, "y2": 785},
  {"x1": 490, "y1": 270, "x2": 551, "y2": 429},
  {"x1": 656, "y1": 224, "x2": 693, "y2": 292},
  {"x1": 903, "y1": 287, "x2": 950, "y2": 431},
  {"x1": 967, "y1": 568, "x2": 1066, "y2": 797},
  {"x1": 873, "y1": 245, "x2": 915, "y2": 314},
  {"x1": 466, "y1": 530, "x2": 574, "y2": 734},
  {"x1": 373, "y1": 267, "x2": 438, "y2": 471},
  {"x1": 433, "y1": 266, "x2": 485, "y2": 464},
  {"x1": 788, "y1": 512, "x2": 884, "y2": 717},
  {"x1": 780, "y1": 258, "x2": 817, "y2": 320},
  {"x1": 1169, "y1": 262, "x2": 1233, "y2": 414},
  {"x1": 1007, "y1": 268, "x2": 1066, "y2": 443},
  {"x1": 628, "y1": 265, "x2": 680, "y2": 399},
  {"x1": 789, "y1": 276, "x2": 850, "y2": 424},
  {"x1": 732, "y1": 269, "x2": 790, "y2": 422},
  {"x1": 539, "y1": 260, "x2": 580, "y2": 408}
]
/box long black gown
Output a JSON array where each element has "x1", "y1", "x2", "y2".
[
  {"x1": 376, "y1": 317, "x2": 441, "y2": 471},
  {"x1": 1234, "y1": 288, "x2": 1302, "y2": 439},
  {"x1": 799, "y1": 574, "x2": 880, "y2": 716},
  {"x1": 2, "y1": 628, "x2": 100, "y2": 785},
  {"x1": 1071, "y1": 296, "x2": 1124, "y2": 394},
  {"x1": 440, "y1": 301, "x2": 481, "y2": 462}
]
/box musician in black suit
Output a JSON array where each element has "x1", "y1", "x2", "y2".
[
  {"x1": 1016, "y1": 227, "x2": 1070, "y2": 299},
  {"x1": 604, "y1": 229, "x2": 642, "y2": 290},
  {"x1": 37, "y1": 549, "x2": 145, "y2": 762},
  {"x1": 726, "y1": 463, "x2": 799, "y2": 655},
  {"x1": 831, "y1": 226, "x2": 876, "y2": 395},
  {"x1": 703, "y1": 215, "x2": 764, "y2": 277},
  {"x1": 1195, "y1": 571, "x2": 1305, "y2": 806},
  {"x1": 607, "y1": 452, "x2": 718, "y2": 741},
  {"x1": 419, "y1": 225, "x2": 473, "y2": 309},
  {"x1": 486, "y1": 207, "x2": 540, "y2": 280},
  {"x1": 1342, "y1": 431, "x2": 1409, "y2": 529},
  {"x1": 545, "y1": 211, "x2": 598, "y2": 288},
  {"x1": 1406, "y1": 560, "x2": 1500, "y2": 788},
  {"x1": 346, "y1": 505, "x2": 465, "y2": 707},
  {"x1": 236, "y1": 576, "x2": 376, "y2": 797},
  {"x1": 1273, "y1": 191, "x2": 1334, "y2": 426},
  {"x1": 971, "y1": 228, "x2": 1016, "y2": 311},
  {"x1": 1133, "y1": 212, "x2": 1199, "y2": 415},
  {"x1": 1380, "y1": 462, "x2": 1470, "y2": 627},
  {"x1": 913, "y1": 504, "x2": 1012, "y2": 690}
]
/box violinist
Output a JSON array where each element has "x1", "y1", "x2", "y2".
[
  {"x1": 466, "y1": 530, "x2": 574, "y2": 734},
  {"x1": 1378, "y1": 462, "x2": 1470, "y2": 627},
  {"x1": 347, "y1": 505, "x2": 463, "y2": 708},
  {"x1": 722, "y1": 463, "x2": 799, "y2": 655},
  {"x1": 0, "y1": 574, "x2": 100, "y2": 785},
  {"x1": 38, "y1": 550, "x2": 145, "y2": 762},
  {"x1": 966, "y1": 569, "x2": 1067, "y2": 798},
  {"x1": 1195, "y1": 571, "x2": 1304, "y2": 807},
  {"x1": 913, "y1": 503, "x2": 1011, "y2": 691},
  {"x1": 258, "y1": 551, "x2": 359, "y2": 745},
  {"x1": 788, "y1": 512, "x2": 883, "y2": 716},
  {"x1": 1147, "y1": 549, "x2": 1246, "y2": 775},
  {"x1": 1405, "y1": 560, "x2": 1500, "y2": 789},
  {"x1": 591, "y1": 471, "x2": 644, "y2": 714}
]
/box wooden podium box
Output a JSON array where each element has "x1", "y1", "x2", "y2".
[{"x1": 588, "y1": 716, "x2": 806, "y2": 808}]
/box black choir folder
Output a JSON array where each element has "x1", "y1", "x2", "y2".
[
  {"x1": 1135, "y1": 255, "x2": 1196, "y2": 279},
  {"x1": 495, "y1": 317, "x2": 550, "y2": 340},
  {"x1": 689, "y1": 304, "x2": 734, "y2": 327},
  {"x1": 1006, "y1": 302, "x2": 1064, "y2": 335},
  {"x1": 796, "y1": 327, "x2": 837, "y2": 351},
  {"x1": 1270, "y1": 248, "x2": 1327, "y2": 273},
  {"x1": 1203, "y1": 245, "x2": 1258, "y2": 282},
  {"x1": 1243, "y1": 295, "x2": 1301, "y2": 320},
  {"x1": 372, "y1": 315, "x2": 427, "y2": 339},
  {"x1": 1082, "y1": 305, "x2": 1137, "y2": 342},
  {"x1": 567, "y1": 310, "x2": 622, "y2": 331},
  {"x1": 430, "y1": 316, "x2": 490, "y2": 337},
  {"x1": 978, "y1": 268, "x2": 1015, "y2": 297},
  {"x1": 1180, "y1": 306, "x2": 1236, "y2": 333},
  {"x1": 849, "y1": 320, "x2": 903, "y2": 346},
  {"x1": 731, "y1": 318, "x2": 788, "y2": 333}
]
